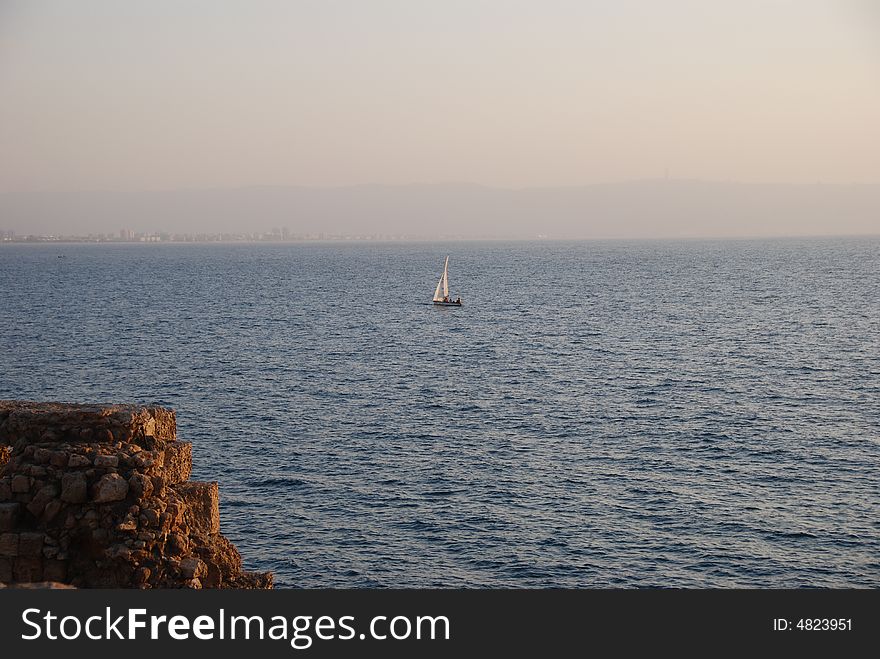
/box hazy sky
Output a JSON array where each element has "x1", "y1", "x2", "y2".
[{"x1": 1, "y1": 0, "x2": 879, "y2": 192}]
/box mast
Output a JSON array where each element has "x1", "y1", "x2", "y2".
[{"x1": 442, "y1": 256, "x2": 449, "y2": 299}]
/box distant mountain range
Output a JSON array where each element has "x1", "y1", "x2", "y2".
[{"x1": 2, "y1": 180, "x2": 878, "y2": 239}]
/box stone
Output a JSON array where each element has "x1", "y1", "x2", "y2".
[
  {"x1": 0, "y1": 401, "x2": 176, "y2": 446},
  {"x1": 163, "y1": 442, "x2": 192, "y2": 484},
  {"x1": 167, "y1": 533, "x2": 189, "y2": 556},
  {"x1": 128, "y1": 473, "x2": 154, "y2": 499},
  {"x1": 0, "y1": 503, "x2": 20, "y2": 531},
  {"x1": 133, "y1": 452, "x2": 157, "y2": 469},
  {"x1": 180, "y1": 556, "x2": 207, "y2": 580},
  {"x1": 175, "y1": 481, "x2": 220, "y2": 535},
  {"x1": 151, "y1": 475, "x2": 167, "y2": 498},
  {"x1": 60, "y1": 472, "x2": 88, "y2": 503},
  {"x1": 194, "y1": 534, "x2": 243, "y2": 588},
  {"x1": 26, "y1": 484, "x2": 59, "y2": 517},
  {"x1": 133, "y1": 566, "x2": 151, "y2": 587},
  {"x1": 42, "y1": 499, "x2": 63, "y2": 523},
  {"x1": 50, "y1": 451, "x2": 69, "y2": 467},
  {"x1": 0, "y1": 557, "x2": 11, "y2": 582},
  {"x1": 92, "y1": 473, "x2": 129, "y2": 503},
  {"x1": 11, "y1": 475, "x2": 30, "y2": 493},
  {"x1": 238, "y1": 571, "x2": 273, "y2": 589},
  {"x1": 19, "y1": 532, "x2": 44, "y2": 556},
  {"x1": 13, "y1": 557, "x2": 43, "y2": 582},
  {"x1": 68, "y1": 454, "x2": 91, "y2": 468},
  {"x1": 139, "y1": 508, "x2": 160, "y2": 527},
  {"x1": 94, "y1": 454, "x2": 118, "y2": 468},
  {"x1": 0, "y1": 532, "x2": 19, "y2": 557},
  {"x1": 0, "y1": 400, "x2": 270, "y2": 589},
  {"x1": 34, "y1": 448, "x2": 52, "y2": 464},
  {"x1": 42, "y1": 559, "x2": 67, "y2": 582}
]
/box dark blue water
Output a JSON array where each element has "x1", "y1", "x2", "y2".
[{"x1": 1, "y1": 238, "x2": 878, "y2": 587}]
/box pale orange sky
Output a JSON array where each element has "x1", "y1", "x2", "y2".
[{"x1": 1, "y1": 0, "x2": 879, "y2": 192}]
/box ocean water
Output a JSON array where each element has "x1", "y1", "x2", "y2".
[{"x1": 1, "y1": 237, "x2": 878, "y2": 588}]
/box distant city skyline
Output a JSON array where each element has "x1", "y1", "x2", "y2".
[{"x1": 2, "y1": 180, "x2": 878, "y2": 239}]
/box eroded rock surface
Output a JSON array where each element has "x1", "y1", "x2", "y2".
[{"x1": 0, "y1": 400, "x2": 272, "y2": 589}]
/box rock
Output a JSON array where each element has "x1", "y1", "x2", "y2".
[
  {"x1": 60, "y1": 472, "x2": 88, "y2": 503},
  {"x1": 0, "y1": 580, "x2": 75, "y2": 589},
  {"x1": 0, "y1": 400, "x2": 270, "y2": 589},
  {"x1": 175, "y1": 481, "x2": 220, "y2": 535},
  {"x1": 128, "y1": 473, "x2": 153, "y2": 499},
  {"x1": 167, "y1": 533, "x2": 189, "y2": 556},
  {"x1": 18, "y1": 532, "x2": 44, "y2": 556},
  {"x1": 133, "y1": 452, "x2": 156, "y2": 469},
  {"x1": 194, "y1": 534, "x2": 242, "y2": 588},
  {"x1": 34, "y1": 448, "x2": 52, "y2": 464},
  {"x1": 151, "y1": 475, "x2": 167, "y2": 498},
  {"x1": 11, "y1": 475, "x2": 30, "y2": 494},
  {"x1": 163, "y1": 442, "x2": 193, "y2": 484},
  {"x1": 68, "y1": 454, "x2": 91, "y2": 468},
  {"x1": 13, "y1": 557, "x2": 43, "y2": 581},
  {"x1": 42, "y1": 559, "x2": 67, "y2": 582},
  {"x1": 94, "y1": 454, "x2": 118, "y2": 468},
  {"x1": 92, "y1": 473, "x2": 129, "y2": 503},
  {"x1": 26, "y1": 484, "x2": 59, "y2": 517},
  {"x1": 237, "y1": 571, "x2": 274, "y2": 589},
  {"x1": 42, "y1": 499, "x2": 63, "y2": 523},
  {"x1": 0, "y1": 503, "x2": 20, "y2": 531},
  {"x1": 0, "y1": 557, "x2": 11, "y2": 582},
  {"x1": 180, "y1": 556, "x2": 207, "y2": 580},
  {"x1": 82, "y1": 509, "x2": 98, "y2": 529},
  {"x1": 133, "y1": 566, "x2": 151, "y2": 587},
  {"x1": 0, "y1": 533, "x2": 19, "y2": 557},
  {"x1": 50, "y1": 451, "x2": 69, "y2": 467},
  {"x1": 139, "y1": 508, "x2": 160, "y2": 527},
  {"x1": 0, "y1": 401, "x2": 176, "y2": 446}
]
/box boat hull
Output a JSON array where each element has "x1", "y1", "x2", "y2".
[{"x1": 432, "y1": 301, "x2": 462, "y2": 306}]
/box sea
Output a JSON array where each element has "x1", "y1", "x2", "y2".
[{"x1": 1, "y1": 237, "x2": 878, "y2": 588}]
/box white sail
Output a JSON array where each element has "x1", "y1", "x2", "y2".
[
  {"x1": 433, "y1": 256, "x2": 450, "y2": 301},
  {"x1": 432, "y1": 255, "x2": 459, "y2": 304}
]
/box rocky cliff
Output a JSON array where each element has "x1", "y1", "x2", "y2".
[{"x1": 0, "y1": 401, "x2": 271, "y2": 588}]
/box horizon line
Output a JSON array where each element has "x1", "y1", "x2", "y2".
[{"x1": 3, "y1": 178, "x2": 880, "y2": 195}]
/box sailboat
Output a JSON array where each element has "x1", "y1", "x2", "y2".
[{"x1": 432, "y1": 256, "x2": 462, "y2": 306}]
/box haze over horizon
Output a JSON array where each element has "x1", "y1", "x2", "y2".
[{"x1": 2, "y1": 1, "x2": 879, "y2": 237}]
